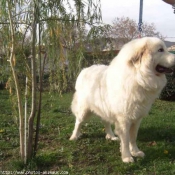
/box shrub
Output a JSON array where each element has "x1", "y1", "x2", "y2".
[
  {"x1": 160, "y1": 73, "x2": 175, "y2": 101},
  {"x1": 160, "y1": 52, "x2": 175, "y2": 101}
]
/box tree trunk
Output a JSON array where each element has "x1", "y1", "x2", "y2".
[
  {"x1": 24, "y1": 77, "x2": 28, "y2": 164},
  {"x1": 7, "y1": 0, "x2": 25, "y2": 160},
  {"x1": 27, "y1": 0, "x2": 38, "y2": 160},
  {"x1": 34, "y1": 22, "x2": 46, "y2": 156}
]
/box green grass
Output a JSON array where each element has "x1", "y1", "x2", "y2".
[{"x1": 1, "y1": 90, "x2": 175, "y2": 174}]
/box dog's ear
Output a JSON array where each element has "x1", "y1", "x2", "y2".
[{"x1": 129, "y1": 44, "x2": 148, "y2": 68}]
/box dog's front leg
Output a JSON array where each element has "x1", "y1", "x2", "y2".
[
  {"x1": 129, "y1": 119, "x2": 145, "y2": 158},
  {"x1": 115, "y1": 121, "x2": 134, "y2": 163}
]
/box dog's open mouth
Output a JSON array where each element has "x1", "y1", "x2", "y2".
[{"x1": 156, "y1": 65, "x2": 173, "y2": 74}]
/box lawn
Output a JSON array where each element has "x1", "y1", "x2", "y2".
[{"x1": 1, "y1": 90, "x2": 175, "y2": 174}]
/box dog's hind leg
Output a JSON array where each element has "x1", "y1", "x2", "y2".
[
  {"x1": 69, "y1": 117, "x2": 84, "y2": 141},
  {"x1": 70, "y1": 93, "x2": 90, "y2": 140},
  {"x1": 102, "y1": 120, "x2": 118, "y2": 141},
  {"x1": 70, "y1": 109, "x2": 91, "y2": 140}
]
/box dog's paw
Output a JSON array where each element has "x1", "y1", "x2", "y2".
[
  {"x1": 105, "y1": 134, "x2": 119, "y2": 141},
  {"x1": 111, "y1": 136, "x2": 119, "y2": 141},
  {"x1": 69, "y1": 131, "x2": 82, "y2": 140},
  {"x1": 131, "y1": 151, "x2": 145, "y2": 158},
  {"x1": 122, "y1": 157, "x2": 134, "y2": 163},
  {"x1": 69, "y1": 134, "x2": 81, "y2": 141},
  {"x1": 69, "y1": 135, "x2": 78, "y2": 141}
]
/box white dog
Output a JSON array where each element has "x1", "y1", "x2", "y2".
[{"x1": 69, "y1": 37, "x2": 175, "y2": 163}]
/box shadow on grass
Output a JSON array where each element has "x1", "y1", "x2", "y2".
[
  {"x1": 138, "y1": 126, "x2": 175, "y2": 143},
  {"x1": 35, "y1": 153, "x2": 67, "y2": 170},
  {"x1": 135, "y1": 126, "x2": 175, "y2": 166},
  {"x1": 9, "y1": 152, "x2": 68, "y2": 171}
]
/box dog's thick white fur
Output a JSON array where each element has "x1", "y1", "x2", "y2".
[{"x1": 70, "y1": 37, "x2": 175, "y2": 163}]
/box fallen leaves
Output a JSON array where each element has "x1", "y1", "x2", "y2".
[
  {"x1": 0, "y1": 129, "x2": 4, "y2": 133},
  {"x1": 148, "y1": 141, "x2": 157, "y2": 147}
]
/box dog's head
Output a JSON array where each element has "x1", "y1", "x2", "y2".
[{"x1": 129, "y1": 37, "x2": 175, "y2": 76}]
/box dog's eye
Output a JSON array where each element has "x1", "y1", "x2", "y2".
[{"x1": 158, "y1": 48, "x2": 164, "y2": 52}]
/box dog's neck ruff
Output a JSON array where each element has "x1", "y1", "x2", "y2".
[{"x1": 136, "y1": 70, "x2": 167, "y2": 92}]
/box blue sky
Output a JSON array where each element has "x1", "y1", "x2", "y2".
[{"x1": 101, "y1": 0, "x2": 175, "y2": 41}]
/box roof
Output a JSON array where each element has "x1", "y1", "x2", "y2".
[{"x1": 164, "y1": 41, "x2": 175, "y2": 48}]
